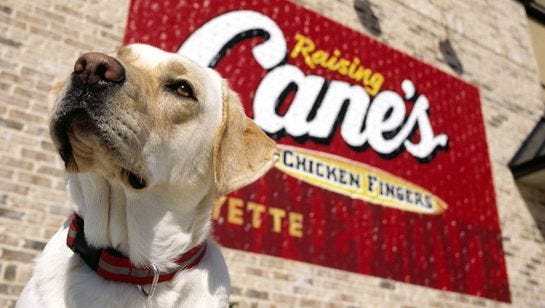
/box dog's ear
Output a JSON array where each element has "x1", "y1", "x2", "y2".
[{"x1": 213, "y1": 86, "x2": 278, "y2": 196}]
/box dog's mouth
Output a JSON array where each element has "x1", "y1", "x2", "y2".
[
  {"x1": 50, "y1": 108, "x2": 94, "y2": 170},
  {"x1": 50, "y1": 106, "x2": 148, "y2": 190},
  {"x1": 123, "y1": 168, "x2": 147, "y2": 189}
]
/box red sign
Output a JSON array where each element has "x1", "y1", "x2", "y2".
[{"x1": 125, "y1": 0, "x2": 509, "y2": 301}]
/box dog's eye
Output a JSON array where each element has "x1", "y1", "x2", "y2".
[{"x1": 167, "y1": 81, "x2": 195, "y2": 99}]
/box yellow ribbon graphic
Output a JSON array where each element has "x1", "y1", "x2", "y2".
[{"x1": 274, "y1": 145, "x2": 448, "y2": 215}]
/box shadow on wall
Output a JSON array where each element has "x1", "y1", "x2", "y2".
[
  {"x1": 353, "y1": 0, "x2": 382, "y2": 36},
  {"x1": 439, "y1": 38, "x2": 464, "y2": 75},
  {"x1": 515, "y1": 183, "x2": 545, "y2": 243}
]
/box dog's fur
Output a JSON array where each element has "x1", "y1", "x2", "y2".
[{"x1": 16, "y1": 44, "x2": 277, "y2": 307}]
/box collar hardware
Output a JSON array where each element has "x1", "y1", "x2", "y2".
[{"x1": 137, "y1": 264, "x2": 159, "y2": 299}]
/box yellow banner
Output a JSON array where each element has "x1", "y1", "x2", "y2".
[{"x1": 274, "y1": 145, "x2": 448, "y2": 215}]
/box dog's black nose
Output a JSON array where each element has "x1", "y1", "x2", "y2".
[{"x1": 74, "y1": 52, "x2": 125, "y2": 86}]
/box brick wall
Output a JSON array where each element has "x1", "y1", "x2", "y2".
[
  {"x1": 0, "y1": 0, "x2": 544, "y2": 307},
  {"x1": 0, "y1": 1, "x2": 128, "y2": 306}
]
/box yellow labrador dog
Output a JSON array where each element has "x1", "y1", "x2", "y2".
[{"x1": 17, "y1": 44, "x2": 277, "y2": 307}]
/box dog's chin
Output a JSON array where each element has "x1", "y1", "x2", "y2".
[{"x1": 50, "y1": 109, "x2": 147, "y2": 189}]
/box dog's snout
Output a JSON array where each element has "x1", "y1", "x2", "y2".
[{"x1": 74, "y1": 52, "x2": 125, "y2": 86}]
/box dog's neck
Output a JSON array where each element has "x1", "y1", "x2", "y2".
[{"x1": 66, "y1": 172, "x2": 213, "y2": 270}]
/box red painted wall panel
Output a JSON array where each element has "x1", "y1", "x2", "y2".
[{"x1": 124, "y1": 0, "x2": 509, "y2": 301}]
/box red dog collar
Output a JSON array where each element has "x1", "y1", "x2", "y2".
[{"x1": 66, "y1": 213, "x2": 207, "y2": 286}]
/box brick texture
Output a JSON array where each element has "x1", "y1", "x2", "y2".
[{"x1": 0, "y1": 0, "x2": 544, "y2": 307}]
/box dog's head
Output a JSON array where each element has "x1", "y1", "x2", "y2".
[{"x1": 49, "y1": 44, "x2": 277, "y2": 197}]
